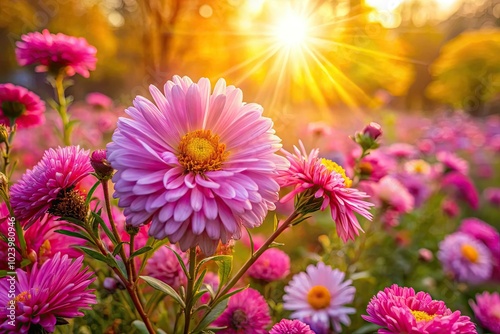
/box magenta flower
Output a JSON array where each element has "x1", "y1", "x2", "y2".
[
  {"x1": 0, "y1": 83, "x2": 45, "y2": 129},
  {"x1": 107, "y1": 76, "x2": 288, "y2": 254},
  {"x1": 362, "y1": 284, "x2": 477, "y2": 334},
  {"x1": 248, "y1": 247, "x2": 290, "y2": 282},
  {"x1": 283, "y1": 262, "x2": 355, "y2": 333},
  {"x1": 441, "y1": 172, "x2": 479, "y2": 209},
  {"x1": 470, "y1": 292, "x2": 500, "y2": 334},
  {"x1": 438, "y1": 232, "x2": 492, "y2": 284},
  {"x1": 269, "y1": 319, "x2": 315, "y2": 334},
  {"x1": 145, "y1": 244, "x2": 188, "y2": 290},
  {"x1": 277, "y1": 142, "x2": 373, "y2": 242},
  {"x1": 10, "y1": 146, "x2": 93, "y2": 227},
  {"x1": 86, "y1": 92, "x2": 113, "y2": 109},
  {"x1": 484, "y1": 187, "x2": 500, "y2": 206},
  {"x1": 212, "y1": 288, "x2": 271, "y2": 334},
  {"x1": 459, "y1": 218, "x2": 500, "y2": 259},
  {"x1": 372, "y1": 175, "x2": 414, "y2": 213},
  {"x1": 16, "y1": 29, "x2": 97, "y2": 78},
  {"x1": 0, "y1": 253, "x2": 96, "y2": 333},
  {"x1": 436, "y1": 151, "x2": 469, "y2": 175}
]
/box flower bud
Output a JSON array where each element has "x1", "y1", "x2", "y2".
[
  {"x1": 418, "y1": 248, "x2": 433, "y2": 262},
  {"x1": 90, "y1": 149, "x2": 114, "y2": 180},
  {"x1": 363, "y1": 122, "x2": 382, "y2": 140},
  {"x1": 0, "y1": 125, "x2": 9, "y2": 144}
]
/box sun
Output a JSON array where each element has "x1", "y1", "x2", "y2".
[{"x1": 272, "y1": 11, "x2": 310, "y2": 49}]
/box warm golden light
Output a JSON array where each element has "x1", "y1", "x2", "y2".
[{"x1": 272, "y1": 12, "x2": 310, "y2": 48}]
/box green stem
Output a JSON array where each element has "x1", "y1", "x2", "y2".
[
  {"x1": 183, "y1": 247, "x2": 197, "y2": 334},
  {"x1": 214, "y1": 210, "x2": 301, "y2": 301},
  {"x1": 54, "y1": 72, "x2": 71, "y2": 146},
  {"x1": 1, "y1": 195, "x2": 27, "y2": 259},
  {"x1": 1, "y1": 124, "x2": 15, "y2": 176}
]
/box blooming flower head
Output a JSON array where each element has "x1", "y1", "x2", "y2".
[
  {"x1": 145, "y1": 244, "x2": 188, "y2": 290},
  {"x1": 86, "y1": 92, "x2": 113, "y2": 109},
  {"x1": 458, "y1": 218, "x2": 500, "y2": 259},
  {"x1": 484, "y1": 187, "x2": 500, "y2": 206},
  {"x1": 16, "y1": 29, "x2": 97, "y2": 77},
  {"x1": 10, "y1": 146, "x2": 93, "y2": 227},
  {"x1": 404, "y1": 159, "x2": 431, "y2": 176},
  {"x1": 283, "y1": 262, "x2": 356, "y2": 333},
  {"x1": 362, "y1": 284, "x2": 476, "y2": 334},
  {"x1": 372, "y1": 175, "x2": 414, "y2": 213},
  {"x1": 0, "y1": 83, "x2": 45, "y2": 129},
  {"x1": 212, "y1": 288, "x2": 271, "y2": 334},
  {"x1": 107, "y1": 76, "x2": 288, "y2": 254},
  {"x1": 277, "y1": 142, "x2": 373, "y2": 242},
  {"x1": 438, "y1": 232, "x2": 493, "y2": 284},
  {"x1": 470, "y1": 291, "x2": 500, "y2": 334},
  {"x1": 269, "y1": 319, "x2": 315, "y2": 334},
  {"x1": 436, "y1": 151, "x2": 469, "y2": 175},
  {"x1": 248, "y1": 247, "x2": 290, "y2": 282},
  {"x1": 441, "y1": 172, "x2": 479, "y2": 209},
  {"x1": 0, "y1": 253, "x2": 96, "y2": 333}
]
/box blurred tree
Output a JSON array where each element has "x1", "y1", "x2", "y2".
[{"x1": 426, "y1": 29, "x2": 500, "y2": 115}]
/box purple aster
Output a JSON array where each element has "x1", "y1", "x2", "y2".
[
  {"x1": 107, "y1": 76, "x2": 288, "y2": 254},
  {"x1": 212, "y1": 288, "x2": 271, "y2": 334},
  {"x1": 269, "y1": 319, "x2": 315, "y2": 334},
  {"x1": 10, "y1": 146, "x2": 93, "y2": 227},
  {"x1": 283, "y1": 262, "x2": 355, "y2": 333},
  {"x1": 470, "y1": 291, "x2": 500, "y2": 334},
  {"x1": 248, "y1": 247, "x2": 290, "y2": 282},
  {"x1": 438, "y1": 232, "x2": 493, "y2": 284},
  {"x1": 0, "y1": 253, "x2": 96, "y2": 333}
]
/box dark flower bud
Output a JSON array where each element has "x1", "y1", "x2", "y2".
[
  {"x1": 90, "y1": 149, "x2": 114, "y2": 180},
  {"x1": 363, "y1": 122, "x2": 383, "y2": 140}
]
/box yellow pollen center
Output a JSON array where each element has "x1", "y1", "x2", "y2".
[
  {"x1": 411, "y1": 310, "x2": 436, "y2": 322},
  {"x1": 321, "y1": 158, "x2": 352, "y2": 187},
  {"x1": 359, "y1": 161, "x2": 373, "y2": 175},
  {"x1": 177, "y1": 130, "x2": 228, "y2": 174},
  {"x1": 461, "y1": 244, "x2": 479, "y2": 263},
  {"x1": 14, "y1": 291, "x2": 31, "y2": 304},
  {"x1": 307, "y1": 285, "x2": 331, "y2": 310}
]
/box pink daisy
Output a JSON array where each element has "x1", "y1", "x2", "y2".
[
  {"x1": 212, "y1": 288, "x2": 271, "y2": 334},
  {"x1": 436, "y1": 151, "x2": 469, "y2": 175},
  {"x1": 458, "y1": 218, "x2": 500, "y2": 259},
  {"x1": 269, "y1": 319, "x2": 315, "y2": 334},
  {"x1": 0, "y1": 83, "x2": 45, "y2": 129},
  {"x1": 283, "y1": 262, "x2": 356, "y2": 333},
  {"x1": 16, "y1": 29, "x2": 97, "y2": 78},
  {"x1": 470, "y1": 292, "x2": 500, "y2": 334},
  {"x1": 362, "y1": 284, "x2": 477, "y2": 334},
  {"x1": 10, "y1": 146, "x2": 93, "y2": 227},
  {"x1": 248, "y1": 247, "x2": 290, "y2": 282},
  {"x1": 0, "y1": 253, "x2": 96, "y2": 333},
  {"x1": 277, "y1": 142, "x2": 373, "y2": 242},
  {"x1": 145, "y1": 244, "x2": 188, "y2": 290},
  {"x1": 107, "y1": 76, "x2": 288, "y2": 254},
  {"x1": 438, "y1": 232, "x2": 492, "y2": 284}
]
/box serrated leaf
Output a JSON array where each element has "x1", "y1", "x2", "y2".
[
  {"x1": 140, "y1": 275, "x2": 185, "y2": 308},
  {"x1": 130, "y1": 246, "x2": 153, "y2": 258},
  {"x1": 192, "y1": 299, "x2": 229, "y2": 333},
  {"x1": 54, "y1": 229, "x2": 93, "y2": 243},
  {"x1": 85, "y1": 180, "x2": 101, "y2": 207}
]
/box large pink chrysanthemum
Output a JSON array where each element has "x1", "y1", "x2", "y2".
[
  {"x1": 362, "y1": 284, "x2": 476, "y2": 334},
  {"x1": 0, "y1": 253, "x2": 96, "y2": 333},
  {"x1": 10, "y1": 146, "x2": 93, "y2": 227},
  {"x1": 107, "y1": 76, "x2": 288, "y2": 254},
  {"x1": 277, "y1": 142, "x2": 373, "y2": 242},
  {"x1": 248, "y1": 247, "x2": 290, "y2": 282},
  {"x1": 212, "y1": 288, "x2": 271, "y2": 334},
  {"x1": 470, "y1": 291, "x2": 500, "y2": 334},
  {"x1": 283, "y1": 262, "x2": 356, "y2": 333},
  {"x1": 16, "y1": 29, "x2": 97, "y2": 78},
  {"x1": 0, "y1": 83, "x2": 45, "y2": 129}
]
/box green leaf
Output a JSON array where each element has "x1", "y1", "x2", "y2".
[
  {"x1": 192, "y1": 299, "x2": 229, "y2": 333},
  {"x1": 54, "y1": 229, "x2": 93, "y2": 243},
  {"x1": 269, "y1": 241, "x2": 284, "y2": 248},
  {"x1": 140, "y1": 275, "x2": 185, "y2": 308},
  {"x1": 115, "y1": 257, "x2": 128, "y2": 279},
  {"x1": 56, "y1": 216, "x2": 85, "y2": 226},
  {"x1": 75, "y1": 246, "x2": 115, "y2": 266},
  {"x1": 92, "y1": 211, "x2": 117, "y2": 244},
  {"x1": 215, "y1": 255, "x2": 232, "y2": 288},
  {"x1": 244, "y1": 226, "x2": 255, "y2": 254},
  {"x1": 165, "y1": 245, "x2": 189, "y2": 278},
  {"x1": 0, "y1": 270, "x2": 8, "y2": 278},
  {"x1": 194, "y1": 269, "x2": 207, "y2": 295},
  {"x1": 273, "y1": 214, "x2": 279, "y2": 232},
  {"x1": 112, "y1": 242, "x2": 128, "y2": 256},
  {"x1": 351, "y1": 323, "x2": 382, "y2": 334},
  {"x1": 85, "y1": 180, "x2": 101, "y2": 207},
  {"x1": 130, "y1": 246, "x2": 153, "y2": 258},
  {"x1": 131, "y1": 320, "x2": 149, "y2": 334}
]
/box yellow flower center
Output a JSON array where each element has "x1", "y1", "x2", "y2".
[
  {"x1": 411, "y1": 310, "x2": 436, "y2": 322},
  {"x1": 461, "y1": 244, "x2": 479, "y2": 263},
  {"x1": 39, "y1": 239, "x2": 52, "y2": 262},
  {"x1": 307, "y1": 285, "x2": 331, "y2": 309},
  {"x1": 321, "y1": 158, "x2": 352, "y2": 187},
  {"x1": 177, "y1": 129, "x2": 228, "y2": 174},
  {"x1": 359, "y1": 161, "x2": 373, "y2": 175}
]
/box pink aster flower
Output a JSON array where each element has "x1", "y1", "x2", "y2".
[
  {"x1": 145, "y1": 244, "x2": 188, "y2": 290},
  {"x1": 16, "y1": 29, "x2": 97, "y2": 78},
  {"x1": 270, "y1": 319, "x2": 315, "y2": 334},
  {"x1": 459, "y1": 218, "x2": 500, "y2": 259},
  {"x1": 212, "y1": 288, "x2": 271, "y2": 334},
  {"x1": 86, "y1": 92, "x2": 113, "y2": 109},
  {"x1": 470, "y1": 291, "x2": 500, "y2": 334},
  {"x1": 283, "y1": 262, "x2": 356, "y2": 333},
  {"x1": 0, "y1": 83, "x2": 45, "y2": 129},
  {"x1": 436, "y1": 151, "x2": 469, "y2": 175},
  {"x1": 0, "y1": 253, "x2": 96, "y2": 333},
  {"x1": 438, "y1": 232, "x2": 493, "y2": 284},
  {"x1": 277, "y1": 142, "x2": 373, "y2": 242},
  {"x1": 107, "y1": 76, "x2": 288, "y2": 255},
  {"x1": 362, "y1": 284, "x2": 476, "y2": 334},
  {"x1": 372, "y1": 175, "x2": 414, "y2": 213},
  {"x1": 10, "y1": 146, "x2": 93, "y2": 227},
  {"x1": 484, "y1": 187, "x2": 500, "y2": 206},
  {"x1": 441, "y1": 172, "x2": 479, "y2": 209},
  {"x1": 248, "y1": 247, "x2": 290, "y2": 282}
]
